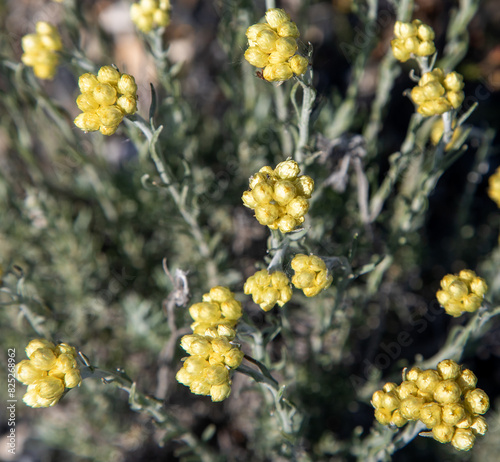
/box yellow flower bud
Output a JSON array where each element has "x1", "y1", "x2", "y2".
[
  {"x1": 470, "y1": 416, "x2": 488, "y2": 436},
  {"x1": 220, "y1": 299, "x2": 242, "y2": 321},
  {"x1": 394, "y1": 21, "x2": 417, "y2": 39},
  {"x1": 443, "y1": 72, "x2": 464, "y2": 92},
  {"x1": 447, "y1": 91, "x2": 464, "y2": 109},
  {"x1": 30, "y1": 348, "x2": 57, "y2": 371},
  {"x1": 397, "y1": 381, "x2": 419, "y2": 399},
  {"x1": 26, "y1": 339, "x2": 56, "y2": 358},
  {"x1": 277, "y1": 21, "x2": 300, "y2": 38},
  {"x1": 273, "y1": 180, "x2": 297, "y2": 205},
  {"x1": 175, "y1": 365, "x2": 193, "y2": 386},
  {"x1": 374, "y1": 408, "x2": 392, "y2": 425},
  {"x1": 416, "y1": 369, "x2": 441, "y2": 394},
  {"x1": 64, "y1": 369, "x2": 82, "y2": 388},
  {"x1": 286, "y1": 196, "x2": 309, "y2": 218},
  {"x1": 210, "y1": 382, "x2": 231, "y2": 402},
  {"x1": 211, "y1": 337, "x2": 231, "y2": 355},
  {"x1": 246, "y1": 23, "x2": 272, "y2": 44},
  {"x1": 462, "y1": 293, "x2": 482, "y2": 312},
  {"x1": 416, "y1": 41, "x2": 436, "y2": 57},
  {"x1": 289, "y1": 55, "x2": 309, "y2": 75},
  {"x1": 181, "y1": 335, "x2": 212, "y2": 358},
  {"x1": 97, "y1": 65, "x2": 121, "y2": 85},
  {"x1": 456, "y1": 369, "x2": 477, "y2": 391},
  {"x1": 455, "y1": 412, "x2": 472, "y2": 429},
  {"x1": 242, "y1": 190, "x2": 258, "y2": 208},
  {"x1": 153, "y1": 9, "x2": 169, "y2": 27},
  {"x1": 79, "y1": 73, "x2": 99, "y2": 93},
  {"x1": 419, "y1": 402, "x2": 442, "y2": 428},
  {"x1": 432, "y1": 423, "x2": 454, "y2": 443},
  {"x1": 190, "y1": 379, "x2": 211, "y2": 395},
  {"x1": 25, "y1": 376, "x2": 65, "y2": 407},
  {"x1": 189, "y1": 302, "x2": 221, "y2": 323},
  {"x1": 381, "y1": 392, "x2": 400, "y2": 412},
  {"x1": 433, "y1": 380, "x2": 461, "y2": 404},
  {"x1": 183, "y1": 356, "x2": 209, "y2": 375},
  {"x1": 252, "y1": 181, "x2": 274, "y2": 204},
  {"x1": 263, "y1": 63, "x2": 293, "y2": 82},
  {"x1": 295, "y1": 175, "x2": 314, "y2": 198},
  {"x1": 274, "y1": 37, "x2": 297, "y2": 57},
  {"x1": 451, "y1": 428, "x2": 475, "y2": 451},
  {"x1": 265, "y1": 8, "x2": 290, "y2": 29},
  {"x1": 399, "y1": 397, "x2": 424, "y2": 420},
  {"x1": 256, "y1": 29, "x2": 279, "y2": 53},
  {"x1": 16, "y1": 360, "x2": 47, "y2": 385},
  {"x1": 117, "y1": 74, "x2": 138, "y2": 96},
  {"x1": 77, "y1": 93, "x2": 99, "y2": 112},
  {"x1": 437, "y1": 359, "x2": 461, "y2": 380},
  {"x1": 405, "y1": 366, "x2": 422, "y2": 382},
  {"x1": 116, "y1": 95, "x2": 137, "y2": 115},
  {"x1": 99, "y1": 125, "x2": 119, "y2": 136},
  {"x1": 403, "y1": 36, "x2": 419, "y2": 53},
  {"x1": 292, "y1": 269, "x2": 316, "y2": 288},
  {"x1": 93, "y1": 84, "x2": 117, "y2": 106},
  {"x1": 255, "y1": 203, "x2": 280, "y2": 225},
  {"x1": 441, "y1": 403, "x2": 466, "y2": 426},
  {"x1": 209, "y1": 352, "x2": 225, "y2": 365},
  {"x1": 470, "y1": 277, "x2": 487, "y2": 297},
  {"x1": 418, "y1": 98, "x2": 452, "y2": 116},
  {"x1": 464, "y1": 388, "x2": 490, "y2": 415},
  {"x1": 275, "y1": 160, "x2": 300, "y2": 180},
  {"x1": 74, "y1": 112, "x2": 99, "y2": 132},
  {"x1": 417, "y1": 24, "x2": 435, "y2": 41},
  {"x1": 371, "y1": 390, "x2": 385, "y2": 408},
  {"x1": 204, "y1": 364, "x2": 229, "y2": 386},
  {"x1": 391, "y1": 40, "x2": 411, "y2": 62},
  {"x1": 223, "y1": 348, "x2": 244, "y2": 368},
  {"x1": 97, "y1": 106, "x2": 124, "y2": 129},
  {"x1": 245, "y1": 47, "x2": 270, "y2": 68}
]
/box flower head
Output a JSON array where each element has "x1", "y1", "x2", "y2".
[
  {"x1": 436, "y1": 270, "x2": 487, "y2": 317},
  {"x1": 391, "y1": 19, "x2": 436, "y2": 63},
  {"x1": 130, "y1": 0, "x2": 171, "y2": 33},
  {"x1": 74, "y1": 66, "x2": 138, "y2": 136},
  {"x1": 372, "y1": 360, "x2": 489, "y2": 451},
  {"x1": 242, "y1": 160, "x2": 314, "y2": 233},
  {"x1": 16, "y1": 339, "x2": 81, "y2": 408},
  {"x1": 244, "y1": 269, "x2": 292, "y2": 311},
  {"x1": 244, "y1": 8, "x2": 308, "y2": 82},
  {"x1": 291, "y1": 254, "x2": 332, "y2": 297},
  {"x1": 21, "y1": 22, "x2": 62, "y2": 80}
]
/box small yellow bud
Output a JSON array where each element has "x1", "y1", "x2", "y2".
[
  {"x1": 210, "y1": 382, "x2": 231, "y2": 402},
  {"x1": 79, "y1": 73, "x2": 99, "y2": 93},
  {"x1": 391, "y1": 409, "x2": 408, "y2": 427},
  {"x1": 286, "y1": 196, "x2": 309, "y2": 218},
  {"x1": 416, "y1": 41, "x2": 435, "y2": 57},
  {"x1": 451, "y1": 428, "x2": 475, "y2": 451},
  {"x1": 456, "y1": 369, "x2": 477, "y2": 391},
  {"x1": 97, "y1": 65, "x2": 121, "y2": 85},
  {"x1": 117, "y1": 74, "x2": 138, "y2": 96},
  {"x1": 74, "y1": 112, "x2": 100, "y2": 132},
  {"x1": 289, "y1": 55, "x2": 309, "y2": 75},
  {"x1": 223, "y1": 348, "x2": 244, "y2": 368},
  {"x1": 255, "y1": 203, "x2": 280, "y2": 225},
  {"x1": 437, "y1": 359, "x2": 461, "y2": 380},
  {"x1": 77, "y1": 93, "x2": 99, "y2": 112},
  {"x1": 433, "y1": 380, "x2": 461, "y2": 404},
  {"x1": 470, "y1": 416, "x2": 488, "y2": 436},
  {"x1": 263, "y1": 63, "x2": 293, "y2": 82},
  {"x1": 274, "y1": 37, "x2": 297, "y2": 58},
  {"x1": 116, "y1": 95, "x2": 137, "y2": 115},
  {"x1": 256, "y1": 29, "x2": 279, "y2": 53},
  {"x1": 432, "y1": 423, "x2": 455, "y2": 443},
  {"x1": 26, "y1": 339, "x2": 56, "y2": 358},
  {"x1": 275, "y1": 160, "x2": 300, "y2": 180},
  {"x1": 419, "y1": 402, "x2": 442, "y2": 428},
  {"x1": 15, "y1": 360, "x2": 47, "y2": 385},
  {"x1": 220, "y1": 299, "x2": 242, "y2": 321},
  {"x1": 397, "y1": 381, "x2": 419, "y2": 399},
  {"x1": 265, "y1": 8, "x2": 291, "y2": 29},
  {"x1": 371, "y1": 390, "x2": 385, "y2": 408},
  {"x1": 417, "y1": 24, "x2": 435, "y2": 41},
  {"x1": 189, "y1": 302, "x2": 221, "y2": 323},
  {"x1": 245, "y1": 47, "x2": 270, "y2": 68},
  {"x1": 97, "y1": 106, "x2": 124, "y2": 128},
  {"x1": 374, "y1": 408, "x2": 392, "y2": 425},
  {"x1": 464, "y1": 388, "x2": 490, "y2": 415},
  {"x1": 246, "y1": 23, "x2": 273, "y2": 46},
  {"x1": 252, "y1": 181, "x2": 274, "y2": 204},
  {"x1": 394, "y1": 21, "x2": 417, "y2": 39},
  {"x1": 416, "y1": 369, "x2": 441, "y2": 394},
  {"x1": 399, "y1": 397, "x2": 424, "y2": 420},
  {"x1": 470, "y1": 277, "x2": 488, "y2": 297},
  {"x1": 441, "y1": 403, "x2": 466, "y2": 426},
  {"x1": 30, "y1": 348, "x2": 57, "y2": 371},
  {"x1": 25, "y1": 376, "x2": 65, "y2": 408},
  {"x1": 93, "y1": 84, "x2": 118, "y2": 106},
  {"x1": 64, "y1": 369, "x2": 82, "y2": 388},
  {"x1": 277, "y1": 21, "x2": 300, "y2": 38},
  {"x1": 443, "y1": 72, "x2": 464, "y2": 92},
  {"x1": 447, "y1": 91, "x2": 464, "y2": 109},
  {"x1": 190, "y1": 379, "x2": 211, "y2": 395},
  {"x1": 204, "y1": 364, "x2": 229, "y2": 386}
]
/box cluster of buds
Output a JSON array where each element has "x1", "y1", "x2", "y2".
[
  {"x1": 74, "y1": 66, "x2": 138, "y2": 136},
  {"x1": 243, "y1": 269, "x2": 293, "y2": 311},
  {"x1": 372, "y1": 360, "x2": 489, "y2": 451},
  {"x1": 242, "y1": 160, "x2": 314, "y2": 233},
  {"x1": 130, "y1": 0, "x2": 171, "y2": 33},
  {"x1": 291, "y1": 254, "x2": 332, "y2": 297},
  {"x1": 244, "y1": 8, "x2": 308, "y2": 82},
  {"x1": 21, "y1": 22, "x2": 62, "y2": 80},
  {"x1": 189, "y1": 286, "x2": 243, "y2": 335},
  {"x1": 15, "y1": 339, "x2": 81, "y2": 408},
  {"x1": 176, "y1": 325, "x2": 244, "y2": 402},
  {"x1": 436, "y1": 269, "x2": 487, "y2": 317},
  {"x1": 391, "y1": 20, "x2": 436, "y2": 63},
  {"x1": 411, "y1": 69, "x2": 464, "y2": 116},
  {"x1": 177, "y1": 287, "x2": 243, "y2": 401},
  {"x1": 488, "y1": 166, "x2": 500, "y2": 208}
]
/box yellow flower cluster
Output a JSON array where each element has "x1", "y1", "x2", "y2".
[
  {"x1": 436, "y1": 269, "x2": 487, "y2": 317},
  {"x1": 21, "y1": 22, "x2": 62, "y2": 80},
  {"x1": 291, "y1": 254, "x2": 332, "y2": 297},
  {"x1": 130, "y1": 0, "x2": 171, "y2": 33},
  {"x1": 391, "y1": 20, "x2": 436, "y2": 63},
  {"x1": 411, "y1": 69, "x2": 464, "y2": 116},
  {"x1": 488, "y1": 166, "x2": 500, "y2": 208},
  {"x1": 242, "y1": 160, "x2": 314, "y2": 233},
  {"x1": 176, "y1": 287, "x2": 244, "y2": 401},
  {"x1": 189, "y1": 286, "x2": 243, "y2": 335},
  {"x1": 244, "y1": 8, "x2": 308, "y2": 82},
  {"x1": 15, "y1": 339, "x2": 81, "y2": 408},
  {"x1": 372, "y1": 360, "x2": 489, "y2": 451},
  {"x1": 74, "y1": 66, "x2": 138, "y2": 136},
  {"x1": 243, "y1": 269, "x2": 293, "y2": 311},
  {"x1": 176, "y1": 325, "x2": 244, "y2": 402}
]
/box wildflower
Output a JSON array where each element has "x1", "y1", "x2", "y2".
[
  {"x1": 21, "y1": 22, "x2": 62, "y2": 80},
  {"x1": 372, "y1": 360, "x2": 489, "y2": 451},
  {"x1": 488, "y1": 167, "x2": 500, "y2": 208},
  {"x1": 244, "y1": 8, "x2": 308, "y2": 82},
  {"x1": 176, "y1": 310, "x2": 244, "y2": 401},
  {"x1": 130, "y1": 0, "x2": 171, "y2": 33},
  {"x1": 291, "y1": 254, "x2": 333, "y2": 297},
  {"x1": 242, "y1": 159, "x2": 314, "y2": 233},
  {"x1": 391, "y1": 20, "x2": 436, "y2": 63},
  {"x1": 16, "y1": 339, "x2": 81, "y2": 408},
  {"x1": 411, "y1": 69, "x2": 464, "y2": 116},
  {"x1": 244, "y1": 269, "x2": 293, "y2": 311},
  {"x1": 74, "y1": 66, "x2": 138, "y2": 136},
  {"x1": 436, "y1": 269, "x2": 487, "y2": 317}
]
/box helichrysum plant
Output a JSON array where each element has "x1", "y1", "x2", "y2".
[
  {"x1": 242, "y1": 159, "x2": 314, "y2": 233},
  {"x1": 15, "y1": 339, "x2": 82, "y2": 408},
  {"x1": 244, "y1": 269, "x2": 293, "y2": 311},
  {"x1": 21, "y1": 21, "x2": 62, "y2": 80},
  {"x1": 176, "y1": 287, "x2": 243, "y2": 401},
  {"x1": 410, "y1": 69, "x2": 465, "y2": 116},
  {"x1": 74, "y1": 65, "x2": 138, "y2": 135},
  {"x1": 487, "y1": 166, "x2": 500, "y2": 208},
  {"x1": 130, "y1": 0, "x2": 171, "y2": 33},
  {"x1": 244, "y1": 8, "x2": 309, "y2": 82},
  {"x1": 291, "y1": 254, "x2": 333, "y2": 297},
  {"x1": 436, "y1": 269, "x2": 488, "y2": 317},
  {"x1": 372, "y1": 360, "x2": 489, "y2": 451},
  {"x1": 391, "y1": 20, "x2": 436, "y2": 63}
]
